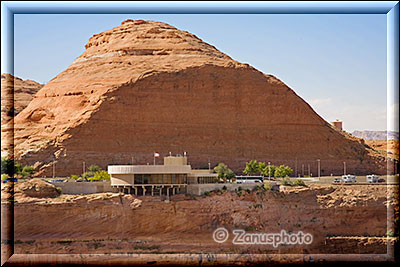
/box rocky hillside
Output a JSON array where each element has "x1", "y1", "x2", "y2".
[
  {"x1": 1, "y1": 19, "x2": 390, "y2": 176},
  {"x1": 1, "y1": 73, "x2": 44, "y2": 124},
  {"x1": 352, "y1": 130, "x2": 399, "y2": 141},
  {"x1": 365, "y1": 140, "x2": 399, "y2": 160},
  {"x1": 5, "y1": 184, "x2": 397, "y2": 256}
]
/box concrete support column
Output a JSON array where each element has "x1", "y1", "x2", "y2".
[
  {"x1": 151, "y1": 186, "x2": 154, "y2": 196},
  {"x1": 142, "y1": 186, "x2": 146, "y2": 196},
  {"x1": 134, "y1": 187, "x2": 137, "y2": 195}
]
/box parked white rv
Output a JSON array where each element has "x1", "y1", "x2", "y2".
[
  {"x1": 342, "y1": 175, "x2": 356, "y2": 183},
  {"x1": 366, "y1": 174, "x2": 379, "y2": 183}
]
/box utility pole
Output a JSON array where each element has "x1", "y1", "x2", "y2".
[
  {"x1": 343, "y1": 162, "x2": 346, "y2": 175},
  {"x1": 308, "y1": 164, "x2": 310, "y2": 177},
  {"x1": 317, "y1": 159, "x2": 321, "y2": 179},
  {"x1": 295, "y1": 158, "x2": 297, "y2": 178},
  {"x1": 302, "y1": 164, "x2": 304, "y2": 177},
  {"x1": 267, "y1": 162, "x2": 271, "y2": 180},
  {"x1": 52, "y1": 160, "x2": 56, "y2": 179},
  {"x1": 83, "y1": 162, "x2": 85, "y2": 175}
]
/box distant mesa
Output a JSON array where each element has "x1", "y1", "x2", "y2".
[
  {"x1": 352, "y1": 130, "x2": 399, "y2": 141},
  {"x1": 1, "y1": 19, "x2": 393, "y2": 176}
]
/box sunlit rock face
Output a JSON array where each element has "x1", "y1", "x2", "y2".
[{"x1": 3, "y1": 19, "x2": 387, "y2": 176}]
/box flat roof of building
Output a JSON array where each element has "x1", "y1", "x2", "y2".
[{"x1": 108, "y1": 165, "x2": 192, "y2": 174}]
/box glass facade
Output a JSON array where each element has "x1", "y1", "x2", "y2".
[
  {"x1": 197, "y1": 176, "x2": 219, "y2": 184},
  {"x1": 133, "y1": 174, "x2": 187, "y2": 184}
]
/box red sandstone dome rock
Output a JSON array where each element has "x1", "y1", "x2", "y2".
[
  {"x1": 1, "y1": 19, "x2": 389, "y2": 176},
  {"x1": 1, "y1": 73, "x2": 44, "y2": 124}
]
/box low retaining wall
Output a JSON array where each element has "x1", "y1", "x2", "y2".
[
  {"x1": 187, "y1": 183, "x2": 263, "y2": 196},
  {"x1": 51, "y1": 181, "x2": 116, "y2": 194},
  {"x1": 52, "y1": 181, "x2": 274, "y2": 196}
]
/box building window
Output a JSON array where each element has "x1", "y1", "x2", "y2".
[{"x1": 134, "y1": 174, "x2": 143, "y2": 184}]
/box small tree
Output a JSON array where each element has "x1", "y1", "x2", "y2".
[
  {"x1": 214, "y1": 163, "x2": 229, "y2": 178},
  {"x1": 1, "y1": 157, "x2": 14, "y2": 176},
  {"x1": 225, "y1": 169, "x2": 236, "y2": 181},
  {"x1": 261, "y1": 164, "x2": 276, "y2": 178},
  {"x1": 243, "y1": 160, "x2": 260, "y2": 175},
  {"x1": 274, "y1": 165, "x2": 293, "y2": 178},
  {"x1": 258, "y1": 162, "x2": 266, "y2": 173},
  {"x1": 214, "y1": 163, "x2": 235, "y2": 181},
  {"x1": 70, "y1": 175, "x2": 80, "y2": 180},
  {"x1": 88, "y1": 165, "x2": 101, "y2": 173}
]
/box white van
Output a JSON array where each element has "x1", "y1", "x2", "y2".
[
  {"x1": 366, "y1": 174, "x2": 379, "y2": 183},
  {"x1": 342, "y1": 175, "x2": 356, "y2": 183}
]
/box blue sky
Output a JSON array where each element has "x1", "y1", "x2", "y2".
[{"x1": 10, "y1": 14, "x2": 392, "y2": 132}]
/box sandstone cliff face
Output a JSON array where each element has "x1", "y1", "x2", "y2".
[
  {"x1": 9, "y1": 185, "x2": 395, "y2": 255},
  {"x1": 1, "y1": 74, "x2": 44, "y2": 158},
  {"x1": 2, "y1": 19, "x2": 389, "y2": 176},
  {"x1": 1, "y1": 73, "x2": 44, "y2": 124}
]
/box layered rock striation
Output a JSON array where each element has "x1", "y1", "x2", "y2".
[
  {"x1": 1, "y1": 73, "x2": 43, "y2": 124},
  {"x1": 2, "y1": 19, "x2": 389, "y2": 176}
]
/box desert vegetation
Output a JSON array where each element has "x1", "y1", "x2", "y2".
[
  {"x1": 243, "y1": 160, "x2": 293, "y2": 178},
  {"x1": 213, "y1": 163, "x2": 235, "y2": 182},
  {"x1": 70, "y1": 165, "x2": 110, "y2": 181},
  {"x1": 1, "y1": 157, "x2": 35, "y2": 178}
]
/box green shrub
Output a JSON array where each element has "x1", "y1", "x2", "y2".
[
  {"x1": 88, "y1": 170, "x2": 110, "y2": 181},
  {"x1": 246, "y1": 189, "x2": 251, "y2": 194},
  {"x1": 253, "y1": 203, "x2": 262, "y2": 209},
  {"x1": 1, "y1": 174, "x2": 9, "y2": 181},
  {"x1": 70, "y1": 175, "x2": 79, "y2": 180},
  {"x1": 244, "y1": 226, "x2": 255, "y2": 232},
  {"x1": 386, "y1": 230, "x2": 395, "y2": 237},
  {"x1": 293, "y1": 179, "x2": 306, "y2": 186},
  {"x1": 263, "y1": 183, "x2": 272, "y2": 190},
  {"x1": 222, "y1": 185, "x2": 227, "y2": 190},
  {"x1": 88, "y1": 165, "x2": 101, "y2": 173},
  {"x1": 55, "y1": 187, "x2": 62, "y2": 195},
  {"x1": 281, "y1": 178, "x2": 292, "y2": 186},
  {"x1": 82, "y1": 171, "x2": 94, "y2": 180},
  {"x1": 20, "y1": 166, "x2": 35, "y2": 177},
  {"x1": 204, "y1": 191, "x2": 211, "y2": 197},
  {"x1": 1, "y1": 158, "x2": 35, "y2": 177},
  {"x1": 1, "y1": 157, "x2": 14, "y2": 175},
  {"x1": 14, "y1": 162, "x2": 23, "y2": 175}
]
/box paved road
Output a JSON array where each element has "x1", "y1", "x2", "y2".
[{"x1": 286, "y1": 175, "x2": 399, "y2": 185}]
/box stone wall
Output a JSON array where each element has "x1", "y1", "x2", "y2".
[{"x1": 50, "y1": 181, "x2": 116, "y2": 195}]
